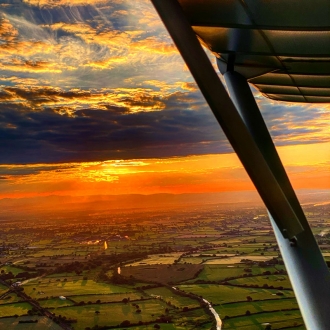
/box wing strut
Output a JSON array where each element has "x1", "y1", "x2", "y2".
[{"x1": 150, "y1": 0, "x2": 330, "y2": 328}]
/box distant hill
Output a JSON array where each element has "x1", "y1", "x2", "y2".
[{"x1": 0, "y1": 189, "x2": 328, "y2": 219}]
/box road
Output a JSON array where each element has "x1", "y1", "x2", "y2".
[
  {"x1": 172, "y1": 286, "x2": 222, "y2": 329},
  {"x1": 0, "y1": 277, "x2": 72, "y2": 330}
]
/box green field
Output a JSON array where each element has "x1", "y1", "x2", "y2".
[
  {"x1": 192, "y1": 264, "x2": 288, "y2": 281},
  {"x1": 28, "y1": 250, "x2": 69, "y2": 258},
  {"x1": 222, "y1": 309, "x2": 303, "y2": 329},
  {"x1": 2, "y1": 203, "x2": 323, "y2": 330},
  {"x1": 174, "y1": 306, "x2": 212, "y2": 327},
  {"x1": 0, "y1": 265, "x2": 24, "y2": 276},
  {"x1": 0, "y1": 316, "x2": 62, "y2": 330},
  {"x1": 228, "y1": 275, "x2": 292, "y2": 289},
  {"x1": 214, "y1": 298, "x2": 299, "y2": 317},
  {"x1": 0, "y1": 293, "x2": 23, "y2": 305},
  {"x1": 144, "y1": 287, "x2": 199, "y2": 308},
  {"x1": 116, "y1": 324, "x2": 197, "y2": 330},
  {"x1": 204, "y1": 256, "x2": 273, "y2": 264},
  {"x1": 251, "y1": 265, "x2": 286, "y2": 275},
  {"x1": 0, "y1": 302, "x2": 31, "y2": 317},
  {"x1": 178, "y1": 256, "x2": 206, "y2": 264},
  {"x1": 210, "y1": 239, "x2": 244, "y2": 245},
  {"x1": 121, "y1": 264, "x2": 202, "y2": 284},
  {"x1": 38, "y1": 297, "x2": 75, "y2": 308},
  {"x1": 68, "y1": 292, "x2": 144, "y2": 303},
  {"x1": 24, "y1": 280, "x2": 133, "y2": 298},
  {"x1": 28, "y1": 249, "x2": 90, "y2": 258},
  {"x1": 191, "y1": 265, "x2": 246, "y2": 281},
  {"x1": 177, "y1": 284, "x2": 294, "y2": 304},
  {"x1": 56, "y1": 300, "x2": 169, "y2": 330},
  {"x1": 0, "y1": 282, "x2": 8, "y2": 295},
  {"x1": 45, "y1": 272, "x2": 79, "y2": 279},
  {"x1": 126, "y1": 253, "x2": 183, "y2": 266}
]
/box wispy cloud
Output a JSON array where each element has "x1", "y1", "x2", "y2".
[
  {"x1": 23, "y1": 0, "x2": 109, "y2": 7},
  {"x1": 0, "y1": 0, "x2": 328, "y2": 168}
]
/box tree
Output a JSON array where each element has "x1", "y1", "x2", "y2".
[
  {"x1": 120, "y1": 320, "x2": 130, "y2": 327},
  {"x1": 246, "y1": 296, "x2": 253, "y2": 302},
  {"x1": 245, "y1": 310, "x2": 251, "y2": 316}
]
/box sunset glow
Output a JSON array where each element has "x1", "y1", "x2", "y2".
[
  {"x1": 0, "y1": 142, "x2": 329, "y2": 200},
  {"x1": 0, "y1": 0, "x2": 329, "y2": 204}
]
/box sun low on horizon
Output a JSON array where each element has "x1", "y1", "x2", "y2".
[{"x1": 0, "y1": 0, "x2": 329, "y2": 202}]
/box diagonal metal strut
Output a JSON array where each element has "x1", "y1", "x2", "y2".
[
  {"x1": 150, "y1": 1, "x2": 330, "y2": 328},
  {"x1": 151, "y1": 0, "x2": 303, "y2": 239}
]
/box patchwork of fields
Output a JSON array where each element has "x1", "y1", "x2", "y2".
[{"x1": 1, "y1": 203, "x2": 328, "y2": 329}]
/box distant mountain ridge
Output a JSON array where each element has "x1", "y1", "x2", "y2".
[{"x1": 0, "y1": 189, "x2": 328, "y2": 215}]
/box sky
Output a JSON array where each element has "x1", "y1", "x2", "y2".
[{"x1": 0, "y1": 0, "x2": 329, "y2": 200}]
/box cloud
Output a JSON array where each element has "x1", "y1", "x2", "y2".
[
  {"x1": 0, "y1": 0, "x2": 328, "y2": 167},
  {"x1": 0, "y1": 88, "x2": 230, "y2": 163},
  {"x1": 258, "y1": 101, "x2": 330, "y2": 145},
  {"x1": 0, "y1": 81, "x2": 328, "y2": 165},
  {"x1": 108, "y1": 160, "x2": 149, "y2": 167},
  {"x1": 0, "y1": 85, "x2": 169, "y2": 112},
  {"x1": 0, "y1": 163, "x2": 77, "y2": 177},
  {"x1": 23, "y1": 0, "x2": 109, "y2": 7},
  {"x1": 0, "y1": 16, "x2": 18, "y2": 42},
  {"x1": 130, "y1": 37, "x2": 177, "y2": 55},
  {"x1": 48, "y1": 22, "x2": 131, "y2": 46},
  {"x1": 0, "y1": 76, "x2": 48, "y2": 86},
  {"x1": 0, "y1": 59, "x2": 67, "y2": 73}
]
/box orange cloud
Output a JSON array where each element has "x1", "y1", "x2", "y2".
[
  {"x1": 0, "y1": 143, "x2": 328, "y2": 199},
  {"x1": 82, "y1": 37, "x2": 179, "y2": 70},
  {"x1": 0, "y1": 76, "x2": 49, "y2": 86},
  {"x1": 0, "y1": 59, "x2": 66, "y2": 73},
  {"x1": 0, "y1": 17, "x2": 18, "y2": 42},
  {"x1": 1, "y1": 85, "x2": 169, "y2": 112},
  {"x1": 136, "y1": 2, "x2": 164, "y2": 29},
  {"x1": 84, "y1": 56, "x2": 128, "y2": 69},
  {"x1": 0, "y1": 17, "x2": 57, "y2": 60},
  {"x1": 130, "y1": 37, "x2": 177, "y2": 55},
  {"x1": 0, "y1": 40, "x2": 56, "y2": 58},
  {"x1": 23, "y1": 0, "x2": 109, "y2": 7},
  {"x1": 48, "y1": 22, "x2": 131, "y2": 48}
]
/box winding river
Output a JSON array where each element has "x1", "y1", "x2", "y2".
[
  {"x1": 202, "y1": 298, "x2": 222, "y2": 330},
  {"x1": 172, "y1": 287, "x2": 222, "y2": 329}
]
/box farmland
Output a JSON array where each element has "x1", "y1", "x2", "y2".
[{"x1": 0, "y1": 201, "x2": 329, "y2": 329}]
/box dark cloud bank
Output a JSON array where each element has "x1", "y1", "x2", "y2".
[
  {"x1": 0, "y1": 91, "x2": 231, "y2": 164},
  {"x1": 0, "y1": 86, "x2": 327, "y2": 164}
]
